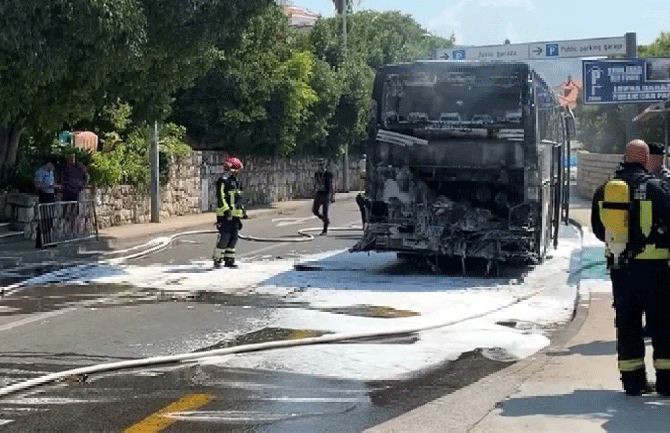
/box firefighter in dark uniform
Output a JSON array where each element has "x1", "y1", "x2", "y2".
[
  {"x1": 313, "y1": 159, "x2": 333, "y2": 235},
  {"x1": 591, "y1": 140, "x2": 670, "y2": 396},
  {"x1": 647, "y1": 141, "x2": 670, "y2": 182},
  {"x1": 213, "y1": 157, "x2": 244, "y2": 269}
]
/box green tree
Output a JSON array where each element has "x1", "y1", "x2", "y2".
[
  {"x1": 0, "y1": 0, "x2": 269, "y2": 186},
  {"x1": 309, "y1": 11, "x2": 453, "y2": 157},
  {"x1": 0, "y1": 0, "x2": 146, "y2": 184},
  {"x1": 294, "y1": 58, "x2": 343, "y2": 155},
  {"x1": 310, "y1": 10, "x2": 454, "y2": 70},
  {"x1": 639, "y1": 31, "x2": 670, "y2": 57},
  {"x1": 637, "y1": 31, "x2": 670, "y2": 147},
  {"x1": 327, "y1": 56, "x2": 374, "y2": 156},
  {"x1": 172, "y1": 3, "x2": 320, "y2": 156},
  {"x1": 575, "y1": 105, "x2": 627, "y2": 154}
]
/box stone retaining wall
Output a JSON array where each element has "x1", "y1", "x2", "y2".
[
  {"x1": 199, "y1": 153, "x2": 362, "y2": 212},
  {"x1": 577, "y1": 150, "x2": 622, "y2": 200},
  {"x1": 92, "y1": 153, "x2": 201, "y2": 228},
  {"x1": 4, "y1": 151, "x2": 364, "y2": 238}
]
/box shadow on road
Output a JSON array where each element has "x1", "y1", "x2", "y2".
[
  {"x1": 548, "y1": 340, "x2": 617, "y2": 357},
  {"x1": 496, "y1": 389, "x2": 670, "y2": 431}
]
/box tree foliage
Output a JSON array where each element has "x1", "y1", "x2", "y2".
[
  {"x1": 5, "y1": 1, "x2": 457, "y2": 189},
  {"x1": 311, "y1": 10, "x2": 454, "y2": 70},
  {"x1": 308, "y1": 11, "x2": 453, "y2": 156},
  {"x1": 575, "y1": 105, "x2": 627, "y2": 154},
  {"x1": 0, "y1": 0, "x2": 270, "y2": 186},
  {"x1": 636, "y1": 31, "x2": 670, "y2": 148},
  {"x1": 172, "y1": 3, "x2": 320, "y2": 156},
  {"x1": 639, "y1": 31, "x2": 670, "y2": 57}
]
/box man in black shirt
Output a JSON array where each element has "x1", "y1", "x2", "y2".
[{"x1": 313, "y1": 159, "x2": 333, "y2": 235}]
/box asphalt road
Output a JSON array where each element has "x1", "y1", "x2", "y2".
[{"x1": 0, "y1": 196, "x2": 562, "y2": 431}]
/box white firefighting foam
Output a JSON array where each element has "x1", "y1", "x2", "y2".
[{"x1": 19, "y1": 226, "x2": 583, "y2": 380}]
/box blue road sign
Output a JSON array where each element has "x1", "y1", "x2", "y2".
[
  {"x1": 583, "y1": 59, "x2": 670, "y2": 105},
  {"x1": 546, "y1": 43, "x2": 559, "y2": 57},
  {"x1": 452, "y1": 50, "x2": 466, "y2": 60}
]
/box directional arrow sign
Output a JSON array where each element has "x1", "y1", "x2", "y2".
[
  {"x1": 529, "y1": 36, "x2": 626, "y2": 58},
  {"x1": 435, "y1": 35, "x2": 629, "y2": 61}
]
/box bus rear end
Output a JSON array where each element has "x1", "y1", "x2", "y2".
[{"x1": 354, "y1": 62, "x2": 550, "y2": 266}]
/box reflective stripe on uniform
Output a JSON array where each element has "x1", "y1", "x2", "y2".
[
  {"x1": 619, "y1": 358, "x2": 645, "y2": 371},
  {"x1": 640, "y1": 200, "x2": 652, "y2": 237},
  {"x1": 634, "y1": 199, "x2": 670, "y2": 258},
  {"x1": 224, "y1": 248, "x2": 235, "y2": 259},
  {"x1": 654, "y1": 358, "x2": 670, "y2": 370},
  {"x1": 228, "y1": 190, "x2": 244, "y2": 218},
  {"x1": 635, "y1": 244, "x2": 670, "y2": 259},
  {"x1": 216, "y1": 182, "x2": 231, "y2": 216},
  {"x1": 213, "y1": 248, "x2": 226, "y2": 260}
]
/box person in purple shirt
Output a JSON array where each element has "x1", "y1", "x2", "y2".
[{"x1": 59, "y1": 153, "x2": 88, "y2": 202}]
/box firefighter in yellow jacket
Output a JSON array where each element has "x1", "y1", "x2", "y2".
[
  {"x1": 213, "y1": 157, "x2": 244, "y2": 268},
  {"x1": 591, "y1": 140, "x2": 670, "y2": 396}
]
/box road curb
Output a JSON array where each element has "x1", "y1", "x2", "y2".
[{"x1": 0, "y1": 195, "x2": 360, "y2": 282}]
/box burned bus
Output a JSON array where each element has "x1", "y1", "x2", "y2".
[{"x1": 353, "y1": 61, "x2": 573, "y2": 271}]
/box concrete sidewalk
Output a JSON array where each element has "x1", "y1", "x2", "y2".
[
  {"x1": 371, "y1": 287, "x2": 670, "y2": 432},
  {"x1": 370, "y1": 193, "x2": 670, "y2": 432}
]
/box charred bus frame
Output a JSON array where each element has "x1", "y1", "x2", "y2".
[{"x1": 354, "y1": 61, "x2": 572, "y2": 271}]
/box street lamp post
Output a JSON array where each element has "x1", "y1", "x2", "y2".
[
  {"x1": 150, "y1": 121, "x2": 160, "y2": 223},
  {"x1": 342, "y1": 0, "x2": 349, "y2": 193}
]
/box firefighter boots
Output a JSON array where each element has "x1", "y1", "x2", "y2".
[{"x1": 621, "y1": 370, "x2": 652, "y2": 396}]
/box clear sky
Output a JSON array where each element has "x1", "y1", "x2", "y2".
[{"x1": 295, "y1": 0, "x2": 668, "y2": 47}]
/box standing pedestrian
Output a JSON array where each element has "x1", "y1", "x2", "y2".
[
  {"x1": 59, "y1": 153, "x2": 88, "y2": 202},
  {"x1": 312, "y1": 159, "x2": 333, "y2": 235},
  {"x1": 33, "y1": 157, "x2": 58, "y2": 248},
  {"x1": 644, "y1": 141, "x2": 670, "y2": 338},
  {"x1": 213, "y1": 157, "x2": 244, "y2": 269},
  {"x1": 591, "y1": 139, "x2": 670, "y2": 396},
  {"x1": 647, "y1": 141, "x2": 670, "y2": 182},
  {"x1": 59, "y1": 153, "x2": 88, "y2": 236}
]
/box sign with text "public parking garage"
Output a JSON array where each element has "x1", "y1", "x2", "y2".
[
  {"x1": 436, "y1": 36, "x2": 627, "y2": 62},
  {"x1": 582, "y1": 59, "x2": 670, "y2": 105}
]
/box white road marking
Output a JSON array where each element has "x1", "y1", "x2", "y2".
[
  {"x1": 271, "y1": 216, "x2": 318, "y2": 227},
  {"x1": 0, "y1": 310, "x2": 74, "y2": 333}
]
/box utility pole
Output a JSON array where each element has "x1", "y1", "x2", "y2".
[
  {"x1": 342, "y1": 0, "x2": 350, "y2": 193},
  {"x1": 150, "y1": 121, "x2": 160, "y2": 223},
  {"x1": 624, "y1": 32, "x2": 638, "y2": 144}
]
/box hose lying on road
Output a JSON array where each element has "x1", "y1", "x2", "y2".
[
  {"x1": 0, "y1": 223, "x2": 582, "y2": 398},
  {"x1": 0, "y1": 278, "x2": 555, "y2": 399},
  {"x1": 77, "y1": 226, "x2": 363, "y2": 261},
  {"x1": 0, "y1": 226, "x2": 362, "y2": 298}
]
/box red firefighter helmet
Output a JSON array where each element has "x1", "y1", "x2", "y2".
[{"x1": 224, "y1": 157, "x2": 243, "y2": 171}]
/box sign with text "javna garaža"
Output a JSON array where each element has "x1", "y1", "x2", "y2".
[
  {"x1": 583, "y1": 59, "x2": 670, "y2": 105},
  {"x1": 436, "y1": 36, "x2": 627, "y2": 62}
]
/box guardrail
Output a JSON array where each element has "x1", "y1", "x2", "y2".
[{"x1": 36, "y1": 200, "x2": 98, "y2": 247}]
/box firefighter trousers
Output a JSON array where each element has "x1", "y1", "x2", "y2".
[
  {"x1": 214, "y1": 216, "x2": 240, "y2": 265},
  {"x1": 614, "y1": 260, "x2": 670, "y2": 394}
]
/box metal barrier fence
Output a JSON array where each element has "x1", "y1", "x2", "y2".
[{"x1": 37, "y1": 200, "x2": 99, "y2": 247}]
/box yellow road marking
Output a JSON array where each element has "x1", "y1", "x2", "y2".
[{"x1": 124, "y1": 393, "x2": 213, "y2": 432}]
